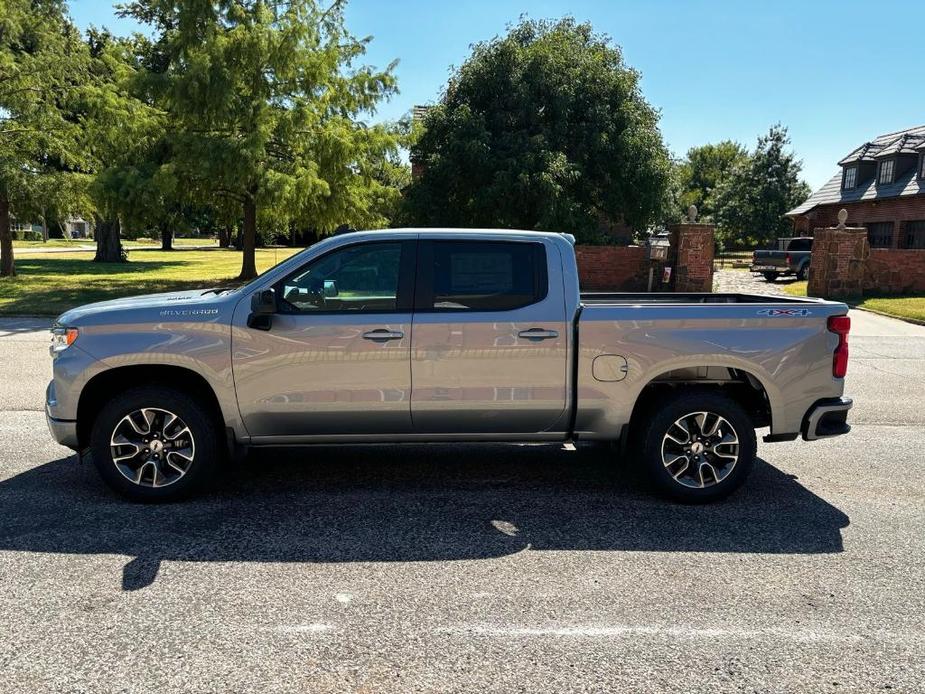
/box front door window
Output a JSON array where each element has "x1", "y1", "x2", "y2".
[{"x1": 280, "y1": 242, "x2": 404, "y2": 313}]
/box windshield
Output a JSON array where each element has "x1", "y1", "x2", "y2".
[{"x1": 240, "y1": 243, "x2": 319, "y2": 289}]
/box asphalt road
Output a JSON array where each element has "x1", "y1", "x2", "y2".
[{"x1": 1, "y1": 311, "x2": 923, "y2": 693}]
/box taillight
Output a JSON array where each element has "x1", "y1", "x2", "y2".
[
  {"x1": 785, "y1": 253, "x2": 792, "y2": 265},
  {"x1": 828, "y1": 315, "x2": 850, "y2": 378}
]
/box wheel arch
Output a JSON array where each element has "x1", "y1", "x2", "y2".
[
  {"x1": 76, "y1": 365, "x2": 227, "y2": 450},
  {"x1": 627, "y1": 363, "x2": 776, "y2": 438}
]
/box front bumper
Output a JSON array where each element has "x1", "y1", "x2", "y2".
[
  {"x1": 46, "y1": 405, "x2": 79, "y2": 449},
  {"x1": 802, "y1": 397, "x2": 853, "y2": 441},
  {"x1": 46, "y1": 381, "x2": 79, "y2": 449}
]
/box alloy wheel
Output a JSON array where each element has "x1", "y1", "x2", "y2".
[
  {"x1": 660, "y1": 411, "x2": 739, "y2": 489},
  {"x1": 109, "y1": 408, "x2": 196, "y2": 488}
]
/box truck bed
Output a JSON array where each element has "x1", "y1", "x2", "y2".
[{"x1": 580, "y1": 292, "x2": 816, "y2": 305}]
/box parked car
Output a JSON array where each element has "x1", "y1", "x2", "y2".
[
  {"x1": 751, "y1": 237, "x2": 813, "y2": 281},
  {"x1": 46, "y1": 229, "x2": 852, "y2": 503}
]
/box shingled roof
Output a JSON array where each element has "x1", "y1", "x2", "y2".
[{"x1": 789, "y1": 125, "x2": 925, "y2": 216}]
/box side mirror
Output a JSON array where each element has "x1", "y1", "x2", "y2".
[
  {"x1": 251, "y1": 289, "x2": 276, "y2": 314},
  {"x1": 323, "y1": 280, "x2": 338, "y2": 298},
  {"x1": 248, "y1": 289, "x2": 276, "y2": 330}
]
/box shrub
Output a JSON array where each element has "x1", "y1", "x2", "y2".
[{"x1": 11, "y1": 229, "x2": 43, "y2": 241}]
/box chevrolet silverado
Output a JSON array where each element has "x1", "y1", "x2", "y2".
[{"x1": 46, "y1": 229, "x2": 853, "y2": 503}]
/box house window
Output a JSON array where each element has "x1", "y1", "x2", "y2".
[
  {"x1": 842, "y1": 166, "x2": 857, "y2": 189},
  {"x1": 866, "y1": 222, "x2": 894, "y2": 248},
  {"x1": 878, "y1": 159, "x2": 895, "y2": 185},
  {"x1": 902, "y1": 221, "x2": 925, "y2": 249},
  {"x1": 920, "y1": 155, "x2": 925, "y2": 180}
]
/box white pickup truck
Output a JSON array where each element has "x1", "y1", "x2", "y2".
[{"x1": 46, "y1": 229, "x2": 853, "y2": 503}]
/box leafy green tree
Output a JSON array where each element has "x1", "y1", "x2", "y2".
[
  {"x1": 83, "y1": 29, "x2": 172, "y2": 261},
  {"x1": 0, "y1": 0, "x2": 88, "y2": 276},
  {"x1": 121, "y1": 0, "x2": 400, "y2": 279},
  {"x1": 713, "y1": 125, "x2": 810, "y2": 249},
  {"x1": 677, "y1": 141, "x2": 748, "y2": 221},
  {"x1": 403, "y1": 18, "x2": 671, "y2": 242}
]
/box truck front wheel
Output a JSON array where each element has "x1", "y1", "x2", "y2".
[
  {"x1": 639, "y1": 390, "x2": 756, "y2": 503},
  {"x1": 89, "y1": 385, "x2": 222, "y2": 502}
]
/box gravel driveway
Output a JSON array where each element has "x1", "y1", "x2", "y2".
[{"x1": 713, "y1": 268, "x2": 798, "y2": 295}]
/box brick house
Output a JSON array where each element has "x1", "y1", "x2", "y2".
[{"x1": 786, "y1": 125, "x2": 925, "y2": 249}]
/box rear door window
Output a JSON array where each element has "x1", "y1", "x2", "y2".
[
  {"x1": 788, "y1": 238, "x2": 813, "y2": 252},
  {"x1": 417, "y1": 240, "x2": 547, "y2": 311}
]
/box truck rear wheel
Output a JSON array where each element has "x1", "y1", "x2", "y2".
[
  {"x1": 762, "y1": 272, "x2": 779, "y2": 282},
  {"x1": 89, "y1": 385, "x2": 222, "y2": 502},
  {"x1": 639, "y1": 389, "x2": 756, "y2": 503}
]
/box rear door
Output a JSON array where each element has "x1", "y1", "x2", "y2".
[{"x1": 410, "y1": 238, "x2": 569, "y2": 434}]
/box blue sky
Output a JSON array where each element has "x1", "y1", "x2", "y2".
[{"x1": 68, "y1": 0, "x2": 925, "y2": 190}]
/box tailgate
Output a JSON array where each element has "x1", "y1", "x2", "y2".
[{"x1": 752, "y1": 250, "x2": 788, "y2": 270}]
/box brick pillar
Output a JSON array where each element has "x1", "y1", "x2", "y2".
[
  {"x1": 807, "y1": 226, "x2": 868, "y2": 300},
  {"x1": 667, "y1": 223, "x2": 715, "y2": 292}
]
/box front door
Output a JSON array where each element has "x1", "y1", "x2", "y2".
[
  {"x1": 232, "y1": 239, "x2": 416, "y2": 438},
  {"x1": 410, "y1": 238, "x2": 569, "y2": 434}
]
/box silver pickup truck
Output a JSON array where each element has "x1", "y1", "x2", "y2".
[{"x1": 46, "y1": 229, "x2": 853, "y2": 503}]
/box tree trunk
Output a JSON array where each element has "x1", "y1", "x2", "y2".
[
  {"x1": 0, "y1": 190, "x2": 15, "y2": 277},
  {"x1": 94, "y1": 216, "x2": 125, "y2": 263},
  {"x1": 239, "y1": 199, "x2": 257, "y2": 280},
  {"x1": 161, "y1": 225, "x2": 174, "y2": 251},
  {"x1": 218, "y1": 224, "x2": 232, "y2": 248}
]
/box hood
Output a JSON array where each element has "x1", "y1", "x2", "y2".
[{"x1": 56, "y1": 288, "x2": 237, "y2": 326}]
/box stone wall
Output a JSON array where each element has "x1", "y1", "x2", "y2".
[
  {"x1": 668, "y1": 223, "x2": 714, "y2": 292},
  {"x1": 568, "y1": 224, "x2": 716, "y2": 293},
  {"x1": 808, "y1": 225, "x2": 925, "y2": 299},
  {"x1": 865, "y1": 249, "x2": 925, "y2": 294},
  {"x1": 807, "y1": 227, "x2": 868, "y2": 299},
  {"x1": 574, "y1": 245, "x2": 648, "y2": 291}
]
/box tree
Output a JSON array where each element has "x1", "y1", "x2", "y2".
[
  {"x1": 402, "y1": 18, "x2": 671, "y2": 242},
  {"x1": 713, "y1": 125, "x2": 811, "y2": 249},
  {"x1": 83, "y1": 29, "x2": 170, "y2": 261},
  {"x1": 121, "y1": 0, "x2": 400, "y2": 279},
  {"x1": 677, "y1": 141, "x2": 748, "y2": 221},
  {"x1": 0, "y1": 0, "x2": 88, "y2": 276}
]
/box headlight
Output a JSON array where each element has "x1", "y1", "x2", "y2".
[{"x1": 50, "y1": 326, "x2": 79, "y2": 355}]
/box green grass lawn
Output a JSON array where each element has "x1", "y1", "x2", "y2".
[
  {"x1": 783, "y1": 280, "x2": 925, "y2": 323},
  {"x1": 0, "y1": 247, "x2": 302, "y2": 316},
  {"x1": 12, "y1": 237, "x2": 217, "y2": 249}
]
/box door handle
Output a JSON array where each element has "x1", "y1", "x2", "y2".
[
  {"x1": 362, "y1": 329, "x2": 404, "y2": 342},
  {"x1": 518, "y1": 328, "x2": 559, "y2": 340}
]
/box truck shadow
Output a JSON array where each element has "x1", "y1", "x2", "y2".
[{"x1": 0, "y1": 444, "x2": 849, "y2": 591}]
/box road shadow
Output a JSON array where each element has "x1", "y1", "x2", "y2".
[{"x1": 0, "y1": 444, "x2": 849, "y2": 591}]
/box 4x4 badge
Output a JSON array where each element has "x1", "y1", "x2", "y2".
[{"x1": 757, "y1": 308, "x2": 811, "y2": 316}]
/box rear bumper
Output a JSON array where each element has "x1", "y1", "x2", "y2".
[
  {"x1": 750, "y1": 265, "x2": 790, "y2": 274},
  {"x1": 802, "y1": 397, "x2": 853, "y2": 441}
]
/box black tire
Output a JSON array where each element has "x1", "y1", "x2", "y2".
[
  {"x1": 796, "y1": 264, "x2": 808, "y2": 281},
  {"x1": 762, "y1": 272, "x2": 779, "y2": 282},
  {"x1": 89, "y1": 385, "x2": 222, "y2": 502},
  {"x1": 639, "y1": 389, "x2": 756, "y2": 503}
]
